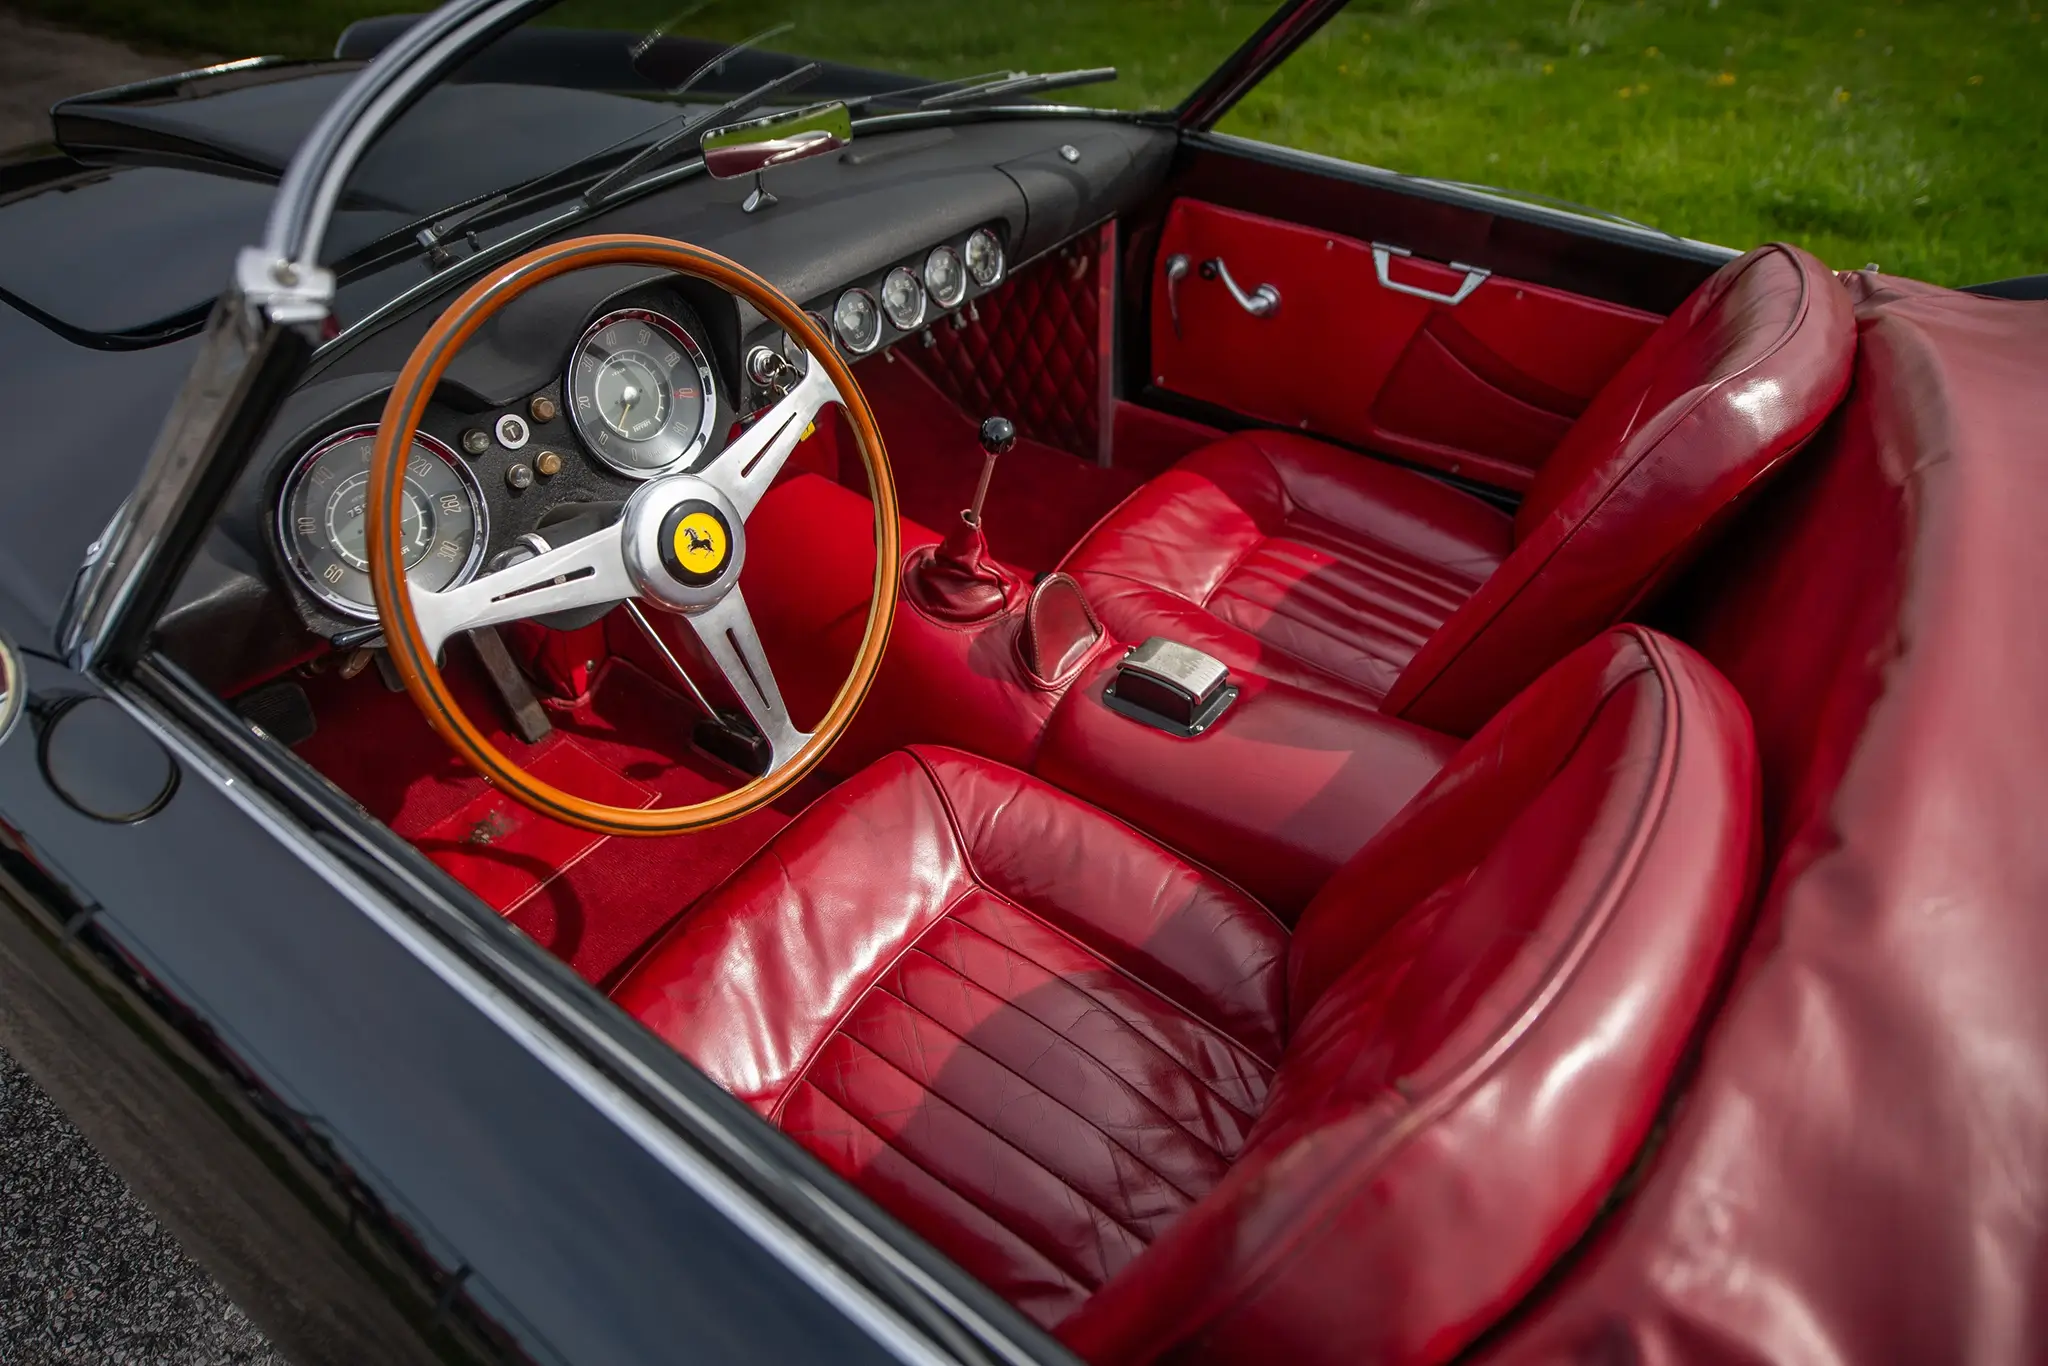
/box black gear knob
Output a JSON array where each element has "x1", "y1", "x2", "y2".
[{"x1": 979, "y1": 415, "x2": 1017, "y2": 457}]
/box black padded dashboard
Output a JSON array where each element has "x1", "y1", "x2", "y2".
[{"x1": 162, "y1": 114, "x2": 1176, "y2": 693}]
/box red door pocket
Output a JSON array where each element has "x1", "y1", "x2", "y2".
[
  {"x1": 1369, "y1": 314, "x2": 1579, "y2": 478},
  {"x1": 1149, "y1": 198, "x2": 1661, "y2": 493}
]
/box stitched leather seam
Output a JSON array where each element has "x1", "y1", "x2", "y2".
[
  {"x1": 787, "y1": 1073, "x2": 1103, "y2": 1297},
  {"x1": 1169, "y1": 626, "x2": 1695, "y2": 1354},
  {"x1": 764, "y1": 771, "x2": 978, "y2": 1124},
  {"x1": 1080, "y1": 569, "x2": 1386, "y2": 701},
  {"x1": 871, "y1": 970, "x2": 1222, "y2": 1195},
  {"x1": 1269, "y1": 516, "x2": 1485, "y2": 602},
  {"x1": 819, "y1": 1032, "x2": 1156, "y2": 1273},
  {"x1": 946, "y1": 884, "x2": 1279, "y2": 1095},
  {"x1": 911, "y1": 925, "x2": 1264, "y2": 1134},
  {"x1": 907, "y1": 748, "x2": 1289, "y2": 939},
  {"x1": 1395, "y1": 244, "x2": 1834, "y2": 721}
]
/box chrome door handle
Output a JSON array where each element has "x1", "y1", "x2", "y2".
[
  {"x1": 1371, "y1": 242, "x2": 1490, "y2": 305},
  {"x1": 1165, "y1": 252, "x2": 1190, "y2": 337},
  {"x1": 1199, "y1": 257, "x2": 1280, "y2": 317}
]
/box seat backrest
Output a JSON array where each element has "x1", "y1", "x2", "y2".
[
  {"x1": 1380, "y1": 243, "x2": 1854, "y2": 735},
  {"x1": 1058, "y1": 627, "x2": 1758, "y2": 1366}
]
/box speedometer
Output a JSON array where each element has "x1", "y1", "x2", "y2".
[
  {"x1": 278, "y1": 426, "x2": 486, "y2": 620},
  {"x1": 566, "y1": 308, "x2": 720, "y2": 479}
]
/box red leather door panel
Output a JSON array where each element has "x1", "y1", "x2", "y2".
[{"x1": 1151, "y1": 199, "x2": 1661, "y2": 492}]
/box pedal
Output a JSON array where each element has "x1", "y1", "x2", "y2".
[
  {"x1": 693, "y1": 708, "x2": 771, "y2": 777},
  {"x1": 468, "y1": 626, "x2": 552, "y2": 745},
  {"x1": 233, "y1": 681, "x2": 316, "y2": 747}
]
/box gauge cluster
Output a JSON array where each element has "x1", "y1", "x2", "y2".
[
  {"x1": 805, "y1": 224, "x2": 1008, "y2": 362},
  {"x1": 268, "y1": 283, "x2": 737, "y2": 636}
]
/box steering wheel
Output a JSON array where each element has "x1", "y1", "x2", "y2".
[{"x1": 367, "y1": 234, "x2": 900, "y2": 835}]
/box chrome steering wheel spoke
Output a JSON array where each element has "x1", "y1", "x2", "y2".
[
  {"x1": 410, "y1": 520, "x2": 634, "y2": 658},
  {"x1": 696, "y1": 362, "x2": 839, "y2": 519},
  {"x1": 682, "y1": 587, "x2": 810, "y2": 772}
]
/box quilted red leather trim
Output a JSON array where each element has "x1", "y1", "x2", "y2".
[{"x1": 906, "y1": 228, "x2": 1108, "y2": 461}]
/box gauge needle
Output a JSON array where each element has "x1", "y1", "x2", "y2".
[{"x1": 617, "y1": 383, "x2": 639, "y2": 427}]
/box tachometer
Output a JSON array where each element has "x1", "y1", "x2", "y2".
[
  {"x1": 278, "y1": 426, "x2": 486, "y2": 621},
  {"x1": 880, "y1": 266, "x2": 927, "y2": 331},
  {"x1": 566, "y1": 308, "x2": 720, "y2": 479},
  {"x1": 964, "y1": 228, "x2": 1004, "y2": 288},
  {"x1": 924, "y1": 244, "x2": 967, "y2": 308}
]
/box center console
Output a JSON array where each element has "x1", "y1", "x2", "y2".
[{"x1": 736, "y1": 416, "x2": 1461, "y2": 919}]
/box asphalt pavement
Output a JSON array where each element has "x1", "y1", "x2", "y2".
[
  {"x1": 0, "y1": 17, "x2": 290, "y2": 1363},
  {"x1": 0, "y1": 1050, "x2": 287, "y2": 1365}
]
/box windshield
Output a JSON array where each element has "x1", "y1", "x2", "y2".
[
  {"x1": 316, "y1": 0, "x2": 1275, "y2": 314},
  {"x1": 549, "y1": 0, "x2": 1275, "y2": 111}
]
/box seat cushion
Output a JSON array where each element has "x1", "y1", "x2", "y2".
[
  {"x1": 1381, "y1": 242, "x2": 1856, "y2": 733},
  {"x1": 1062, "y1": 627, "x2": 1759, "y2": 1366},
  {"x1": 610, "y1": 746, "x2": 1288, "y2": 1329},
  {"x1": 1065, "y1": 245, "x2": 1853, "y2": 734},
  {"x1": 1062, "y1": 429, "x2": 1513, "y2": 703}
]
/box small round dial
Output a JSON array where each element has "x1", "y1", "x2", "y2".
[
  {"x1": 567, "y1": 308, "x2": 719, "y2": 479},
  {"x1": 880, "y1": 266, "x2": 926, "y2": 331},
  {"x1": 833, "y1": 288, "x2": 882, "y2": 353},
  {"x1": 964, "y1": 228, "x2": 1004, "y2": 287},
  {"x1": 278, "y1": 426, "x2": 485, "y2": 621},
  {"x1": 924, "y1": 244, "x2": 967, "y2": 307}
]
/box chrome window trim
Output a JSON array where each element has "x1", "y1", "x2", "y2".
[
  {"x1": 1192, "y1": 130, "x2": 1740, "y2": 261},
  {"x1": 57, "y1": 0, "x2": 553, "y2": 672}
]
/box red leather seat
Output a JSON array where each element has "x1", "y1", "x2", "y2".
[
  {"x1": 1064, "y1": 242, "x2": 1854, "y2": 733},
  {"x1": 613, "y1": 626, "x2": 1759, "y2": 1365}
]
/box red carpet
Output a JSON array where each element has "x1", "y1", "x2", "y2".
[{"x1": 292, "y1": 648, "x2": 826, "y2": 987}]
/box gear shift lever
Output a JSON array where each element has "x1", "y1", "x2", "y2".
[
  {"x1": 964, "y1": 416, "x2": 1016, "y2": 528},
  {"x1": 905, "y1": 415, "x2": 1026, "y2": 623}
]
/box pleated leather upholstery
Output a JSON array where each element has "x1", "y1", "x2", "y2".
[
  {"x1": 1064, "y1": 243, "x2": 1853, "y2": 734},
  {"x1": 615, "y1": 628, "x2": 1759, "y2": 1364},
  {"x1": 611, "y1": 747, "x2": 1286, "y2": 1326},
  {"x1": 1065, "y1": 429, "x2": 1512, "y2": 703}
]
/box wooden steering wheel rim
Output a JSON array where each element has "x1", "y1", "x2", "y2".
[{"x1": 367, "y1": 234, "x2": 900, "y2": 835}]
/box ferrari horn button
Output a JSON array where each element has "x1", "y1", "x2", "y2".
[{"x1": 658, "y1": 501, "x2": 734, "y2": 586}]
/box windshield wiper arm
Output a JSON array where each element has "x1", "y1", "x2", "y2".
[
  {"x1": 582, "y1": 60, "x2": 820, "y2": 206},
  {"x1": 414, "y1": 23, "x2": 807, "y2": 262},
  {"x1": 917, "y1": 67, "x2": 1116, "y2": 109}
]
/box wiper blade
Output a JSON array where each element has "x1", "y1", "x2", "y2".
[
  {"x1": 633, "y1": 19, "x2": 795, "y2": 99},
  {"x1": 414, "y1": 22, "x2": 806, "y2": 262},
  {"x1": 582, "y1": 60, "x2": 820, "y2": 206},
  {"x1": 842, "y1": 70, "x2": 1011, "y2": 113},
  {"x1": 917, "y1": 66, "x2": 1116, "y2": 109}
]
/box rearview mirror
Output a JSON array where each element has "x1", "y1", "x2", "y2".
[{"x1": 700, "y1": 101, "x2": 852, "y2": 181}]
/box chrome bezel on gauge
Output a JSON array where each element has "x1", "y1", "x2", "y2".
[
  {"x1": 275, "y1": 425, "x2": 488, "y2": 621},
  {"x1": 833, "y1": 288, "x2": 884, "y2": 353},
  {"x1": 964, "y1": 227, "x2": 1005, "y2": 288},
  {"x1": 924, "y1": 244, "x2": 968, "y2": 308},
  {"x1": 880, "y1": 266, "x2": 927, "y2": 331},
  {"x1": 566, "y1": 307, "x2": 721, "y2": 480}
]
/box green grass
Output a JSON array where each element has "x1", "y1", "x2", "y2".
[{"x1": 15, "y1": 0, "x2": 2046, "y2": 284}]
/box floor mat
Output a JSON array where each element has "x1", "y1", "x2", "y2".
[
  {"x1": 291, "y1": 649, "x2": 825, "y2": 986},
  {"x1": 853, "y1": 354, "x2": 1143, "y2": 572}
]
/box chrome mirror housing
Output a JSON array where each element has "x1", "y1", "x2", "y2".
[{"x1": 700, "y1": 101, "x2": 852, "y2": 179}]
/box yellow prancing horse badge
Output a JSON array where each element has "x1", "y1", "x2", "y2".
[{"x1": 672, "y1": 511, "x2": 728, "y2": 574}]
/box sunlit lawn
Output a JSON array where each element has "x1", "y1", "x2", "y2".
[{"x1": 16, "y1": 0, "x2": 2045, "y2": 284}]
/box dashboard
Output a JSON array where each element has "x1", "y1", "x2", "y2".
[{"x1": 160, "y1": 116, "x2": 1173, "y2": 691}]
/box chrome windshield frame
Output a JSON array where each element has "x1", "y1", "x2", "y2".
[{"x1": 56, "y1": 0, "x2": 555, "y2": 672}]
